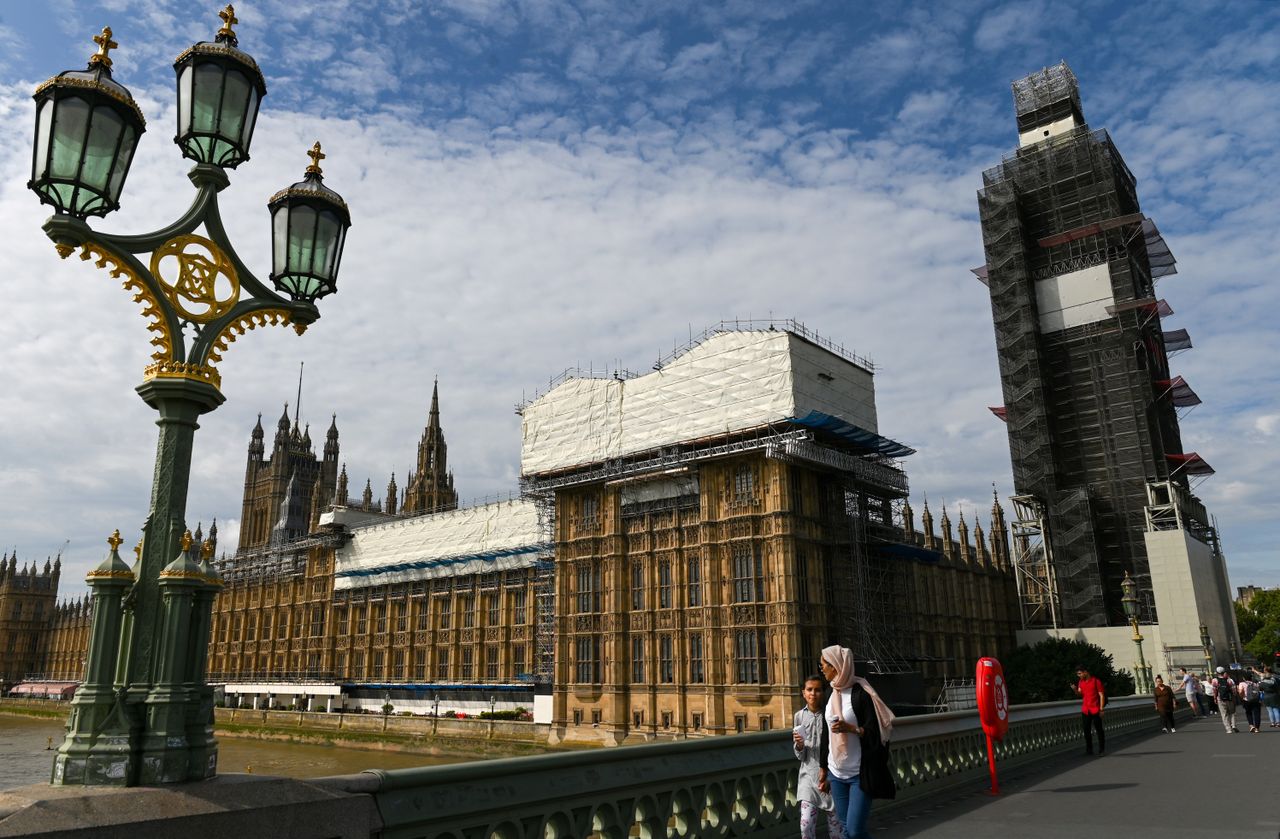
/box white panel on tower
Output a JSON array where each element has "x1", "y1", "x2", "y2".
[{"x1": 1035, "y1": 263, "x2": 1114, "y2": 333}]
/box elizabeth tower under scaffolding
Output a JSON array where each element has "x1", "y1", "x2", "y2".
[{"x1": 978, "y1": 63, "x2": 1203, "y2": 629}]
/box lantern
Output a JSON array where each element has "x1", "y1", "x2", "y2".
[{"x1": 267, "y1": 143, "x2": 351, "y2": 302}]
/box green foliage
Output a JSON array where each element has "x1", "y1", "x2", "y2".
[
  {"x1": 1004, "y1": 637, "x2": 1136, "y2": 704},
  {"x1": 1239, "y1": 590, "x2": 1280, "y2": 664}
]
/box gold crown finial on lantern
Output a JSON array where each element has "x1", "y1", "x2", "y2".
[
  {"x1": 201, "y1": 540, "x2": 215, "y2": 561},
  {"x1": 107, "y1": 529, "x2": 123, "y2": 551},
  {"x1": 218, "y1": 5, "x2": 239, "y2": 40},
  {"x1": 89, "y1": 26, "x2": 118, "y2": 68},
  {"x1": 180, "y1": 530, "x2": 193, "y2": 552},
  {"x1": 306, "y1": 141, "x2": 325, "y2": 175}
]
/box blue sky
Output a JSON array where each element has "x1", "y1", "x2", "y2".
[{"x1": 1, "y1": 1, "x2": 1277, "y2": 598}]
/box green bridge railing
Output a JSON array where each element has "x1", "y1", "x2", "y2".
[{"x1": 324, "y1": 695, "x2": 1162, "y2": 839}]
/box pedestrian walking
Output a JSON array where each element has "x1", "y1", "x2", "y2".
[
  {"x1": 820, "y1": 646, "x2": 896, "y2": 839},
  {"x1": 1237, "y1": 676, "x2": 1263, "y2": 733},
  {"x1": 1211, "y1": 666, "x2": 1238, "y2": 733},
  {"x1": 1200, "y1": 672, "x2": 1215, "y2": 716},
  {"x1": 1071, "y1": 665, "x2": 1106, "y2": 755},
  {"x1": 1252, "y1": 666, "x2": 1280, "y2": 728},
  {"x1": 1178, "y1": 667, "x2": 1203, "y2": 717},
  {"x1": 793, "y1": 674, "x2": 846, "y2": 839},
  {"x1": 1153, "y1": 675, "x2": 1177, "y2": 733}
]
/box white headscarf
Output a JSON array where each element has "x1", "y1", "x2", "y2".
[{"x1": 822, "y1": 645, "x2": 896, "y2": 765}]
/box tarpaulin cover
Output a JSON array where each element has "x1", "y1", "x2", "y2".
[
  {"x1": 1167, "y1": 452, "x2": 1215, "y2": 476},
  {"x1": 787, "y1": 411, "x2": 915, "y2": 457},
  {"x1": 972, "y1": 265, "x2": 990, "y2": 287},
  {"x1": 1142, "y1": 218, "x2": 1178, "y2": 279},
  {"x1": 8, "y1": 682, "x2": 77, "y2": 698},
  {"x1": 333, "y1": 499, "x2": 550, "y2": 591},
  {"x1": 520, "y1": 330, "x2": 879, "y2": 475},
  {"x1": 1162, "y1": 328, "x2": 1192, "y2": 352},
  {"x1": 989, "y1": 406, "x2": 1008, "y2": 422},
  {"x1": 1154, "y1": 376, "x2": 1202, "y2": 408},
  {"x1": 1107, "y1": 298, "x2": 1174, "y2": 318}
]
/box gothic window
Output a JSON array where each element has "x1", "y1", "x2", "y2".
[
  {"x1": 415, "y1": 603, "x2": 429, "y2": 631},
  {"x1": 631, "y1": 562, "x2": 645, "y2": 610},
  {"x1": 393, "y1": 650, "x2": 405, "y2": 679},
  {"x1": 734, "y1": 628, "x2": 768, "y2": 684},
  {"x1": 353, "y1": 651, "x2": 365, "y2": 678},
  {"x1": 335, "y1": 652, "x2": 347, "y2": 678},
  {"x1": 436, "y1": 647, "x2": 450, "y2": 679},
  {"x1": 395, "y1": 602, "x2": 407, "y2": 632},
  {"x1": 658, "y1": 560, "x2": 672, "y2": 609},
  {"x1": 689, "y1": 633, "x2": 705, "y2": 684},
  {"x1": 373, "y1": 650, "x2": 385, "y2": 676},
  {"x1": 461, "y1": 595, "x2": 475, "y2": 629},
  {"x1": 796, "y1": 548, "x2": 810, "y2": 605},
  {"x1": 577, "y1": 562, "x2": 601, "y2": 614},
  {"x1": 336, "y1": 608, "x2": 349, "y2": 634},
  {"x1": 486, "y1": 594, "x2": 499, "y2": 626},
  {"x1": 580, "y1": 494, "x2": 600, "y2": 523},
  {"x1": 375, "y1": 605, "x2": 387, "y2": 634},
  {"x1": 731, "y1": 542, "x2": 765, "y2": 603},
  {"x1": 486, "y1": 644, "x2": 499, "y2": 679},
  {"x1": 733, "y1": 465, "x2": 757, "y2": 503},
  {"x1": 461, "y1": 647, "x2": 474, "y2": 679},
  {"x1": 575, "y1": 635, "x2": 601, "y2": 684},
  {"x1": 311, "y1": 607, "x2": 324, "y2": 637},
  {"x1": 631, "y1": 636, "x2": 645, "y2": 683},
  {"x1": 261, "y1": 612, "x2": 272, "y2": 639},
  {"x1": 687, "y1": 556, "x2": 702, "y2": 606},
  {"x1": 511, "y1": 590, "x2": 527, "y2": 625},
  {"x1": 356, "y1": 606, "x2": 368, "y2": 634},
  {"x1": 246, "y1": 615, "x2": 257, "y2": 641},
  {"x1": 513, "y1": 645, "x2": 527, "y2": 675},
  {"x1": 413, "y1": 649, "x2": 427, "y2": 680},
  {"x1": 659, "y1": 634, "x2": 674, "y2": 684},
  {"x1": 437, "y1": 598, "x2": 451, "y2": 630}
]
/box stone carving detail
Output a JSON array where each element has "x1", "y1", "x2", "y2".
[
  {"x1": 460, "y1": 628, "x2": 476, "y2": 644},
  {"x1": 731, "y1": 605, "x2": 762, "y2": 625},
  {"x1": 485, "y1": 627, "x2": 502, "y2": 641},
  {"x1": 685, "y1": 610, "x2": 703, "y2": 628},
  {"x1": 657, "y1": 611, "x2": 675, "y2": 629}
]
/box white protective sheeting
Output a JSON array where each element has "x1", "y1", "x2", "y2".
[
  {"x1": 521, "y1": 330, "x2": 877, "y2": 476},
  {"x1": 1035, "y1": 263, "x2": 1115, "y2": 333},
  {"x1": 333, "y1": 499, "x2": 548, "y2": 591}
]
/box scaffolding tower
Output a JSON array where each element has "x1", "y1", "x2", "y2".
[{"x1": 979, "y1": 62, "x2": 1188, "y2": 628}]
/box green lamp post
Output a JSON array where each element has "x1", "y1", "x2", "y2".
[
  {"x1": 1120, "y1": 571, "x2": 1153, "y2": 694},
  {"x1": 1200, "y1": 623, "x2": 1213, "y2": 674},
  {"x1": 32, "y1": 6, "x2": 351, "y2": 787}
]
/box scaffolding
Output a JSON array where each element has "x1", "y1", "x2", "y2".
[{"x1": 979, "y1": 63, "x2": 1192, "y2": 628}]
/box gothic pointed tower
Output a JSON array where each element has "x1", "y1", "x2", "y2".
[{"x1": 402, "y1": 379, "x2": 458, "y2": 515}]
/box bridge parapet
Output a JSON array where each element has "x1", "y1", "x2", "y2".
[{"x1": 354, "y1": 695, "x2": 1157, "y2": 839}]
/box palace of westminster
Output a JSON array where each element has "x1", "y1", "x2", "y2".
[{"x1": 2, "y1": 326, "x2": 1022, "y2": 743}]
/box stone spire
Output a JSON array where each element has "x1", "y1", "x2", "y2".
[
  {"x1": 403, "y1": 378, "x2": 458, "y2": 515},
  {"x1": 921, "y1": 499, "x2": 936, "y2": 550},
  {"x1": 974, "y1": 518, "x2": 991, "y2": 568},
  {"x1": 361, "y1": 479, "x2": 373, "y2": 511},
  {"x1": 989, "y1": 485, "x2": 1010, "y2": 569},
  {"x1": 902, "y1": 498, "x2": 916, "y2": 541},
  {"x1": 274, "y1": 404, "x2": 291, "y2": 450},
  {"x1": 957, "y1": 509, "x2": 971, "y2": 565},
  {"x1": 940, "y1": 505, "x2": 954, "y2": 560},
  {"x1": 324, "y1": 415, "x2": 340, "y2": 463},
  {"x1": 334, "y1": 463, "x2": 349, "y2": 506},
  {"x1": 249, "y1": 413, "x2": 265, "y2": 461},
  {"x1": 385, "y1": 473, "x2": 398, "y2": 516}
]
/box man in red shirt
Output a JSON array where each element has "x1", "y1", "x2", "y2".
[{"x1": 1072, "y1": 665, "x2": 1107, "y2": 755}]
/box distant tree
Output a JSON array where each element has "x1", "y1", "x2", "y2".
[
  {"x1": 1239, "y1": 590, "x2": 1280, "y2": 664},
  {"x1": 1004, "y1": 637, "x2": 1135, "y2": 704}
]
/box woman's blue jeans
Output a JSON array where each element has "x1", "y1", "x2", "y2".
[
  {"x1": 1268, "y1": 704, "x2": 1280, "y2": 725},
  {"x1": 829, "y1": 775, "x2": 872, "y2": 838}
]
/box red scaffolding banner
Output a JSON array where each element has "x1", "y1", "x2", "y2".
[
  {"x1": 989, "y1": 406, "x2": 1008, "y2": 422},
  {"x1": 1154, "y1": 376, "x2": 1201, "y2": 407}
]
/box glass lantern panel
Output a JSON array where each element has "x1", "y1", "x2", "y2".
[
  {"x1": 80, "y1": 106, "x2": 124, "y2": 192},
  {"x1": 49, "y1": 97, "x2": 91, "y2": 178},
  {"x1": 107, "y1": 125, "x2": 138, "y2": 202},
  {"x1": 287, "y1": 205, "x2": 318, "y2": 275},
  {"x1": 272, "y1": 205, "x2": 289, "y2": 275},
  {"x1": 34, "y1": 99, "x2": 53, "y2": 180},
  {"x1": 312, "y1": 212, "x2": 341, "y2": 280},
  {"x1": 220, "y1": 69, "x2": 251, "y2": 145},
  {"x1": 240, "y1": 87, "x2": 260, "y2": 149},
  {"x1": 191, "y1": 62, "x2": 223, "y2": 133},
  {"x1": 178, "y1": 65, "x2": 193, "y2": 137}
]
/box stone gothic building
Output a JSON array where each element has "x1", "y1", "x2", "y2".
[{"x1": 0, "y1": 553, "x2": 60, "y2": 687}]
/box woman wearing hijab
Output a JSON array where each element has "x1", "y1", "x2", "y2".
[{"x1": 819, "y1": 645, "x2": 897, "y2": 839}]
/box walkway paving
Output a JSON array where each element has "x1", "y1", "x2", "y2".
[{"x1": 869, "y1": 710, "x2": 1279, "y2": 838}]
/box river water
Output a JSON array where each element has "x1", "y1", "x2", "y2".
[{"x1": 0, "y1": 716, "x2": 475, "y2": 791}]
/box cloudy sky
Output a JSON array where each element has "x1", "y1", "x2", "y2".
[{"x1": 1, "y1": 1, "x2": 1276, "y2": 599}]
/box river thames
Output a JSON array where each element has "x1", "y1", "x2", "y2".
[{"x1": 0, "y1": 715, "x2": 475, "y2": 791}]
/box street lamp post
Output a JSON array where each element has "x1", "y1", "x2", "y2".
[
  {"x1": 1120, "y1": 571, "x2": 1153, "y2": 694},
  {"x1": 32, "y1": 7, "x2": 351, "y2": 788},
  {"x1": 1200, "y1": 624, "x2": 1213, "y2": 674}
]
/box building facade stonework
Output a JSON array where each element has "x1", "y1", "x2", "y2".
[{"x1": 0, "y1": 554, "x2": 60, "y2": 687}]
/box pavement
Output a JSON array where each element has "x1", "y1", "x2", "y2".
[{"x1": 868, "y1": 709, "x2": 1279, "y2": 839}]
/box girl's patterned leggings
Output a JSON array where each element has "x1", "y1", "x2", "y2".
[{"x1": 800, "y1": 800, "x2": 847, "y2": 839}]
